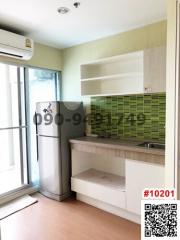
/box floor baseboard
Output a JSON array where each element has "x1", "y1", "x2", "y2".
[{"x1": 77, "y1": 193, "x2": 141, "y2": 224}]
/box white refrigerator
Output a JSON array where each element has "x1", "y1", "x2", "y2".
[{"x1": 36, "y1": 101, "x2": 85, "y2": 201}]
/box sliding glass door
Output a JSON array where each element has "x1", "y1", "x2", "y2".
[
  {"x1": 0, "y1": 64, "x2": 60, "y2": 194},
  {"x1": 0, "y1": 63, "x2": 27, "y2": 195},
  {"x1": 25, "y1": 68, "x2": 60, "y2": 185}
]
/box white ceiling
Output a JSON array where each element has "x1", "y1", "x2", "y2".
[{"x1": 0, "y1": 0, "x2": 167, "y2": 49}]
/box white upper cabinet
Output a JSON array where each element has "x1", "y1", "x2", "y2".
[
  {"x1": 80, "y1": 46, "x2": 166, "y2": 96},
  {"x1": 144, "y1": 46, "x2": 166, "y2": 93}
]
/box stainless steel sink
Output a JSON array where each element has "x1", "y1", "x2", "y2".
[{"x1": 137, "y1": 142, "x2": 165, "y2": 150}]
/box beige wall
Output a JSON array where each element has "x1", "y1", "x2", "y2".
[
  {"x1": 0, "y1": 42, "x2": 62, "y2": 71},
  {"x1": 62, "y1": 21, "x2": 167, "y2": 102},
  {"x1": 0, "y1": 21, "x2": 167, "y2": 85}
]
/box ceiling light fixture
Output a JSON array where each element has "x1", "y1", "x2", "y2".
[
  {"x1": 57, "y1": 7, "x2": 70, "y2": 14},
  {"x1": 73, "y1": 2, "x2": 80, "y2": 8}
]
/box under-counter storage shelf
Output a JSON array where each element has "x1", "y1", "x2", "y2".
[
  {"x1": 80, "y1": 46, "x2": 166, "y2": 96},
  {"x1": 71, "y1": 168, "x2": 126, "y2": 209},
  {"x1": 70, "y1": 138, "x2": 165, "y2": 223}
]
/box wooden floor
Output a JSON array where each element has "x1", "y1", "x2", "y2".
[{"x1": 0, "y1": 193, "x2": 141, "y2": 240}]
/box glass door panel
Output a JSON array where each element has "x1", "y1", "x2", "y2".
[
  {"x1": 0, "y1": 63, "x2": 27, "y2": 195},
  {"x1": 0, "y1": 129, "x2": 21, "y2": 194},
  {"x1": 25, "y1": 68, "x2": 60, "y2": 185},
  {"x1": 0, "y1": 64, "x2": 19, "y2": 128}
]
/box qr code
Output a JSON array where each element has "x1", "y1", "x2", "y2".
[{"x1": 141, "y1": 200, "x2": 180, "y2": 239}]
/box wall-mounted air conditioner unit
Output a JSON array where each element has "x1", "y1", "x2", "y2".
[{"x1": 0, "y1": 29, "x2": 34, "y2": 60}]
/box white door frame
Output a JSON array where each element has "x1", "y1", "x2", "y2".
[
  {"x1": 175, "y1": 0, "x2": 180, "y2": 199},
  {"x1": 166, "y1": 0, "x2": 180, "y2": 198}
]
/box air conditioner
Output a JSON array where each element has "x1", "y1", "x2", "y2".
[{"x1": 0, "y1": 29, "x2": 34, "y2": 60}]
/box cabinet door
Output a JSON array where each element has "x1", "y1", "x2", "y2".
[
  {"x1": 126, "y1": 159, "x2": 164, "y2": 215},
  {"x1": 144, "y1": 46, "x2": 166, "y2": 93}
]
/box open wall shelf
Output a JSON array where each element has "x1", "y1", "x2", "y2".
[{"x1": 80, "y1": 47, "x2": 166, "y2": 96}]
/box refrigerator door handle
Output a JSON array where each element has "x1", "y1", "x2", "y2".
[
  {"x1": 36, "y1": 134, "x2": 39, "y2": 161},
  {"x1": 35, "y1": 111, "x2": 39, "y2": 162}
]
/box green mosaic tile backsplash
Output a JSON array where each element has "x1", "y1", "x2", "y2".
[{"x1": 91, "y1": 94, "x2": 166, "y2": 143}]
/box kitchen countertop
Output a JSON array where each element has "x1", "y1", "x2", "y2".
[
  {"x1": 69, "y1": 137, "x2": 165, "y2": 165},
  {"x1": 69, "y1": 137, "x2": 165, "y2": 156}
]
